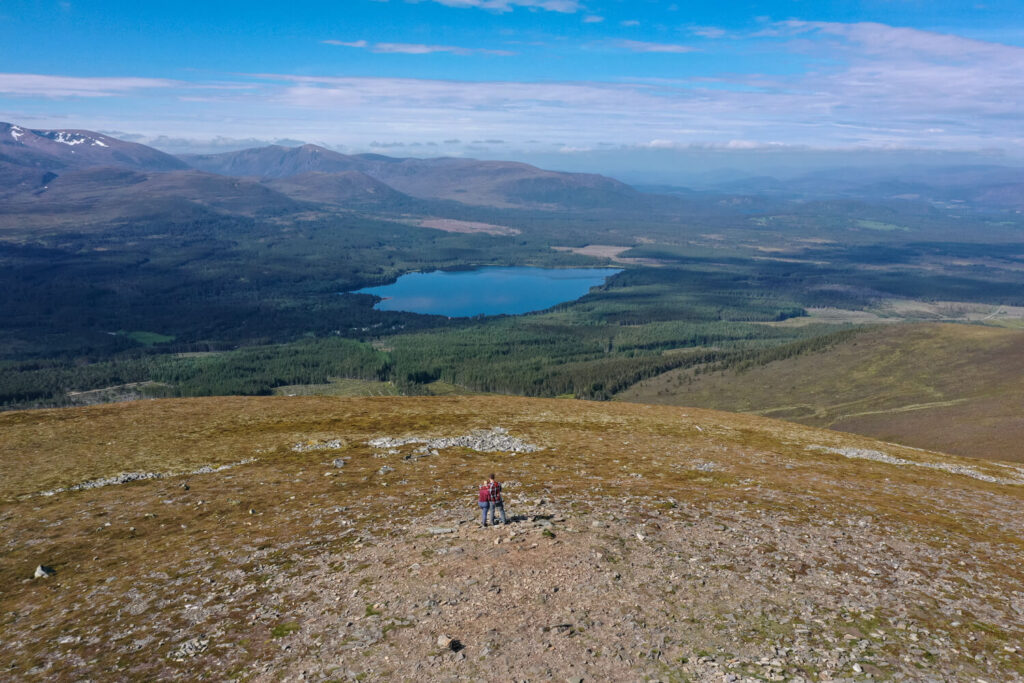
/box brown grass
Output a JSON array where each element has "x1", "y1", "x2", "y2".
[
  {"x1": 617, "y1": 322, "x2": 1024, "y2": 461},
  {"x1": 1, "y1": 395, "x2": 1022, "y2": 680}
]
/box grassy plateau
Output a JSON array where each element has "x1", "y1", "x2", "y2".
[{"x1": 2, "y1": 395, "x2": 1023, "y2": 681}]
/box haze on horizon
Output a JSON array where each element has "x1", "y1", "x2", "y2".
[{"x1": 2, "y1": 0, "x2": 1023, "y2": 183}]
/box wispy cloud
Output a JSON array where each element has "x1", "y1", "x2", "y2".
[
  {"x1": 323, "y1": 39, "x2": 514, "y2": 56},
  {"x1": 7, "y1": 22, "x2": 1023, "y2": 157},
  {"x1": 322, "y1": 40, "x2": 368, "y2": 48},
  {"x1": 0, "y1": 73, "x2": 175, "y2": 97},
  {"x1": 620, "y1": 20, "x2": 640, "y2": 27},
  {"x1": 253, "y1": 17, "x2": 1024, "y2": 152},
  {"x1": 688, "y1": 25, "x2": 727, "y2": 39},
  {"x1": 420, "y1": 0, "x2": 581, "y2": 12},
  {"x1": 615, "y1": 40, "x2": 696, "y2": 53},
  {"x1": 582, "y1": 15, "x2": 603, "y2": 23}
]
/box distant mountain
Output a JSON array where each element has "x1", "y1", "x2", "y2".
[
  {"x1": 181, "y1": 144, "x2": 357, "y2": 178},
  {"x1": 265, "y1": 170, "x2": 411, "y2": 207},
  {"x1": 698, "y1": 164, "x2": 1024, "y2": 210},
  {"x1": 0, "y1": 167, "x2": 304, "y2": 228},
  {"x1": 0, "y1": 122, "x2": 188, "y2": 173},
  {"x1": 357, "y1": 156, "x2": 641, "y2": 210},
  {"x1": 182, "y1": 144, "x2": 641, "y2": 209}
]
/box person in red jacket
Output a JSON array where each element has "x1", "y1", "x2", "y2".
[
  {"x1": 488, "y1": 473, "x2": 507, "y2": 526},
  {"x1": 478, "y1": 480, "x2": 492, "y2": 527}
]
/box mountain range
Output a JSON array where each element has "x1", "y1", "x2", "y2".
[
  {"x1": 3, "y1": 120, "x2": 1021, "y2": 230},
  {"x1": 657, "y1": 163, "x2": 1024, "y2": 211},
  {"x1": 0, "y1": 123, "x2": 647, "y2": 221}
]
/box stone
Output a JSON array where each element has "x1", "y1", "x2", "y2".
[
  {"x1": 368, "y1": 427, "x2": 542, "y2": 455},
  {"x1": 437, "y1": 634, "x2": 455, "y2": 649},
  {"x1": 33, "y1": 565, "x2": 55, "y2": 579},
  {"x1": 428, "y1": 527, "x2": 454, "y2": 535},
  {"x1": 169, "y1": 636, "x2": 209, "y2": 660}
]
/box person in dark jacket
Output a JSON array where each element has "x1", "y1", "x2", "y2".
[
  {"x1": 478, "y1": 480, "x2": 492, "y2": 527},
  {"x1": 488, "y1": 473, "x2": 507, "y2": 526}
]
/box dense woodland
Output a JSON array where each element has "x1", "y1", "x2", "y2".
[{"x1": 2, "y1": 195, "x2": 1022, "y2": 410}]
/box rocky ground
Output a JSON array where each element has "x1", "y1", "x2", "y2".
[{"x1": 1, "y1": 396, "x2": 1022, "y2": 681}]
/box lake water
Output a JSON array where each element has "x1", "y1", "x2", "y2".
[{"x1": 352, "y1": 266, "x2": 622, "y2": 317}]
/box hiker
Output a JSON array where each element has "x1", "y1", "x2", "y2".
[
  {"x1": 478, "y1": 480, "x2": 492, "y2": 527},
  {"x1": 488, "y1": 473, "x2": 507, "y2": 526}
]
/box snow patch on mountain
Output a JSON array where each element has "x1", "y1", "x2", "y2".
[{"x1": 52, "y1": 132, "x2": 87, "y2": 146}]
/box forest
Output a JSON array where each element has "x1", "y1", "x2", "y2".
[{"x1": 1, "y1": 195, "x2": 1022, "y2": 410}]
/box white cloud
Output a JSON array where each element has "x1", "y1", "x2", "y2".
[
  {"x1": 323, "y1": 40, "x2": 514, "y2": 56},
  {"x1": 615, "y1": 40, "x2": 696, "y2": 54},
  {"x1": 620, "y1": 20, "x2": 640, "y2": 27},
  {"x1": 0, "y1": 73, "x2": 175, "y2": 97},
  {"x1": 583, "y1": 15, "x2": 604, "y2": 23},
  {"x1": 6, "y1": 22, "x2": 1023, "y2": 157},
  {"x1": 421, "y1": 0, "x2": 581, "y2": 12},
  {"x1": 688, "y1": 25, "x2": 726, "y2": 39},
  {"x1": 322, "y1": 40, "x2": 369, "y2": 48}
]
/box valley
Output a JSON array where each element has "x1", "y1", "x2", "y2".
[{"x1": 1, "y1": 122, "x2": 1022, "y2": 464}]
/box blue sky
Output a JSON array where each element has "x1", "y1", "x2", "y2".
[{"x1": 2, "y1": 0, "x2": 1023, "y2": 177}]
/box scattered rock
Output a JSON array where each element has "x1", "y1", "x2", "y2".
[
  {"x1": 428, "y1": 528, "x2": 455, "y2": 535},
  {"x1": 33, "y1": 565, "x2": 55, "y2": 579},
  {"x1": 292, "y1": 439, "x2": 344, "y2": 453},
  {"x1": 36, "y1": 459, "x2": 256, "y2": 498},
  {"x1": 808, "y1": 445, "x2": 1024, "y2": 486},
  {"x1": 169, "y1": 636, "x2": 210, "y2": 661},
  {"x1": 368, "y1": 427, "x2": 542, "y2": 455}
]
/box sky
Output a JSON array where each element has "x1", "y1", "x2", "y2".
[{"x1": 2, "y1": 0, "x2": 1023, "y2": 181}]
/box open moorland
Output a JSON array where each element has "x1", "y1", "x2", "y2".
[
  {"x1": 617, "y1": 323, "x2": 1024, "y2": 462},
  {"x1": 2, "y1": 395, "x2": 1024, "y2": 681}
]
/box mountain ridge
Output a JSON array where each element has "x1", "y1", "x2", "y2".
[
  {"x1": 181, "y1": 143, "x2": 642, "y2": 209},
  {"x1": 0, "y1": 122, "x2": 189, "y2": 173},
  {"x1": 0, "y1": 122, "x2": 647, "y2": 213}
]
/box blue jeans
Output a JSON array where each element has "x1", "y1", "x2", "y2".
[
  {"x1": 491, "y1": 502, "x2": 506, "y2": 525},
  {"x1": 479, "y1": 501, "x2": 491, "y2": 526}
]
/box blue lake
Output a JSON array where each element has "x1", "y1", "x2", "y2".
[{"x1": 352, "y1": 266, "x2": 622, "y2": 317}]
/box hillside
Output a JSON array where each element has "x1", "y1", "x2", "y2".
[
  {"x1": 265, "y1": 170, "x2": 411, "y2": 208},
  {"x1": 181, "y1": 144, "x2": 359, "y2": 178},
  {"x1": 0, "y1": 122, "x2": 188, "y2": 174},
  {"x1": 182, "y1": 144, "x2": 641, "y2": 209},
  {"x1": 616, "y1": 323, "x2": 1024, "y2": 462},
  {"x1": 0, "y1": 168, "x2": 306, "y2": 229},
  {"x1": 2, "y1": 395, "x2": 1023, "y2": 681}
]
